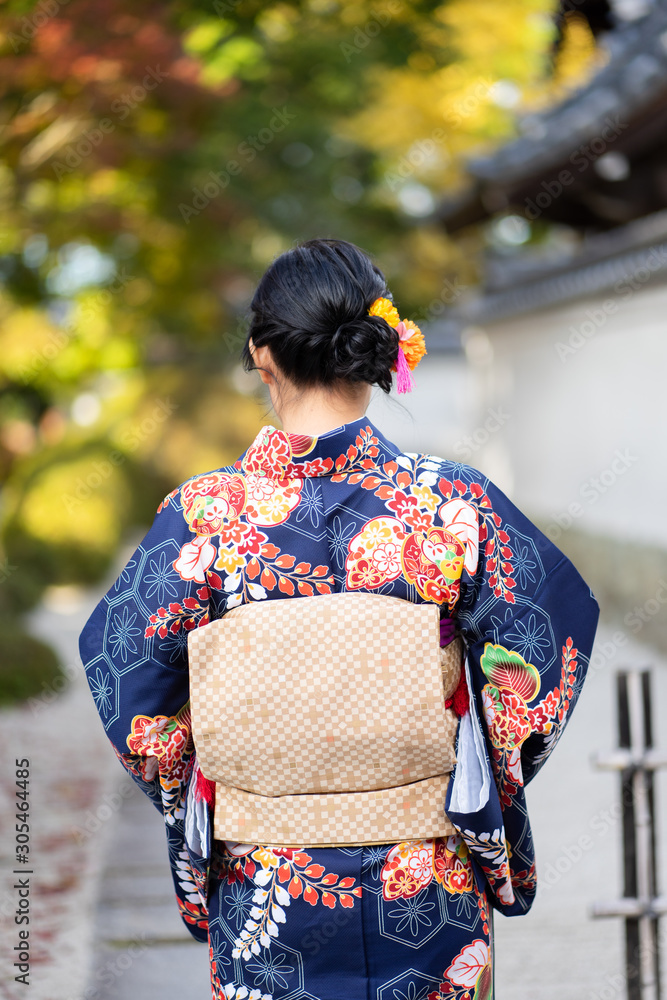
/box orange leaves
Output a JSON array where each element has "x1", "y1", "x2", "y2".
[
  {"x1": 275, "y1": 554, "x2": 296, "y2": 568},
  {"x1": 396, "y1": 471, "x2": 411, "y2": 489},
  {"x1": 257, "y1": 855, "x2": 361, "y2": 915},
  {"x1": 242, "y1": 546, "x2": 332, "y2": 600},
  {"x1": 303, "y1": 884, "x2": 318, "y2": 905},
  {"x1": 288, "y1": 875, "x2": 303, "y2": 898},
  {"x1": 383, "y1": 460, "x2": 398, "y2": 476},
  {"x1": 374, "y1": 484, "x2": 394, "y2": 499},
  {"x1": 361, "y1": 475, "x2": 381, "y2": 490}
]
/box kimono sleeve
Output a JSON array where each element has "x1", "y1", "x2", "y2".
[
  {"x1": 78, "y1": 487, "x2": 211, "y2": 819},
  {"x1": 439, "y1": 469, "x2": 600, "y2": 915}
]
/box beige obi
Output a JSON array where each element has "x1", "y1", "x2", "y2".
[{"x1": 188, "y1": 592, "x2": 461, "y2": 847}]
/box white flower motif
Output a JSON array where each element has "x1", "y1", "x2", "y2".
[
  {"x1": 372, "y1": 541, "x2": 401, "y2": 575},
  {"x1": 407, "y1": 847, "x2": 432, "y2": 883}
]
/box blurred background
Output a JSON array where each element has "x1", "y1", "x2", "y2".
[{"x1": 0, "y1": 0, "x2": 666, "y2": 998}]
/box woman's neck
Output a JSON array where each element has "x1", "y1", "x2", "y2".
[{"x1": 273, "y1": 385, "x2": 372, "y2": 437}]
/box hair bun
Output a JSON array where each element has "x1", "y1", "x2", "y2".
[
  {"x1": 328, "y1": 314, "x2": 399, "y2": 393},
  {"x1": 243, "y1": 238, "x2": 401, "y2": 394}
]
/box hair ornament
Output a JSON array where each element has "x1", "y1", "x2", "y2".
[{"x1": 368, "y1": 297, "x2": 427, "y2": 394}]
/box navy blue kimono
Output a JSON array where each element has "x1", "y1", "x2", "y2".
[{"x1": 79, "y1": 416, "x2": 599, "y2": 1000}]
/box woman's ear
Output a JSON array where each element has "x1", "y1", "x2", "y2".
[{"x1": 253, "y1": 343, "x2": 275, "y2": 385}]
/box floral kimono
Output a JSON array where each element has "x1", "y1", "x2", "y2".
[{"x1": 79, "y1": 416, "x2": 599, "y2": 1000}]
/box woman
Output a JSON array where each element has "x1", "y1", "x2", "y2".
[{"x1": 80, "y1": 238, "x2": 599, "y2": 1000}]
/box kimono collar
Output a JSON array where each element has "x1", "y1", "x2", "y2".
[{"x1": 235, "y1": 417, "x2": 401, "y2": 479}]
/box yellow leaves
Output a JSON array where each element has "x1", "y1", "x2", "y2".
[
  {"x1": 16, "y1": 452, "x2": 130, "y2": 554},
  {"x1": 257, "y1": 5, "x2": 298, "y2": 42},
  {"x1": 549, "y1": 12, "x2": 608, "y2": 98},
  {"x1": 183, "y1": 19, "x2": 234, "y2": 56},
  {"x1": 251, "y1": 231, "x2": 286, "y2": 264},
  {"x1": 148, "y1": 250, "x2": 181, "y2": 284},
  {"x1": 340, "y1": 0, "x2": 590, "y2": 210},
  {"x1": 0, "y1": 307, "x2": 65, "y2": 383},
  {"x1": 200, "y1": 37, "x2": 267, "y2": 87},
  {"x1": 435, "y1": 0, "x2": 556, "y2": 80}
]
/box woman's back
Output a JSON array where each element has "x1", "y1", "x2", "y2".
[{"x1": 79, "y1": 239, "x2": 599, "y2": 1000}]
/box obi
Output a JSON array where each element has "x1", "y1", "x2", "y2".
[{"x1": 188, "y1": 592, "x2": 462, "y2": 847}]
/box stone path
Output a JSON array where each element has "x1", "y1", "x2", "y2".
[
  {"x1": 1, "y1": 580, "x2": 666, "y2": 1000},
  {"x1": 85, "y1": 781, "x2": 209, "y2": 1000},
  {"x1": 0, "y1": 585, "x2": 118, "y2": 1000}
]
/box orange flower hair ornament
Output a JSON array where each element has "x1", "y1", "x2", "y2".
[{"x1": 368, "y1": 297, "x2": 427, "y2": 393}]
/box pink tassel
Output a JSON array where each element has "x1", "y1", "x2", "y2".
[
  {"x1": 192, "y1": 756, "x2": 216, "y2": 806},
  {"x1": 395, "y1": 344, "x2": 415, "y2": 394}
]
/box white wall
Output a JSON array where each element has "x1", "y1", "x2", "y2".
[
  {"x1": 472, "y1": 281, "x2": 667, "y2": 548},
  {"x1": 366, "y1": 352, "x2": 478, "y2": 461},
  {"x1": 372, "y1": 282, "x2": 667, "y2": 550}
]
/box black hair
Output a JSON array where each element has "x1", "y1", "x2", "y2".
[{"x1": 241, "y1": 238, "x2": 400, "y2": 394}]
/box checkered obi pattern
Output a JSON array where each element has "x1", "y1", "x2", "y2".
[{"x1": 188, "y1": 592, "x2": 462, "y2": 847}]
